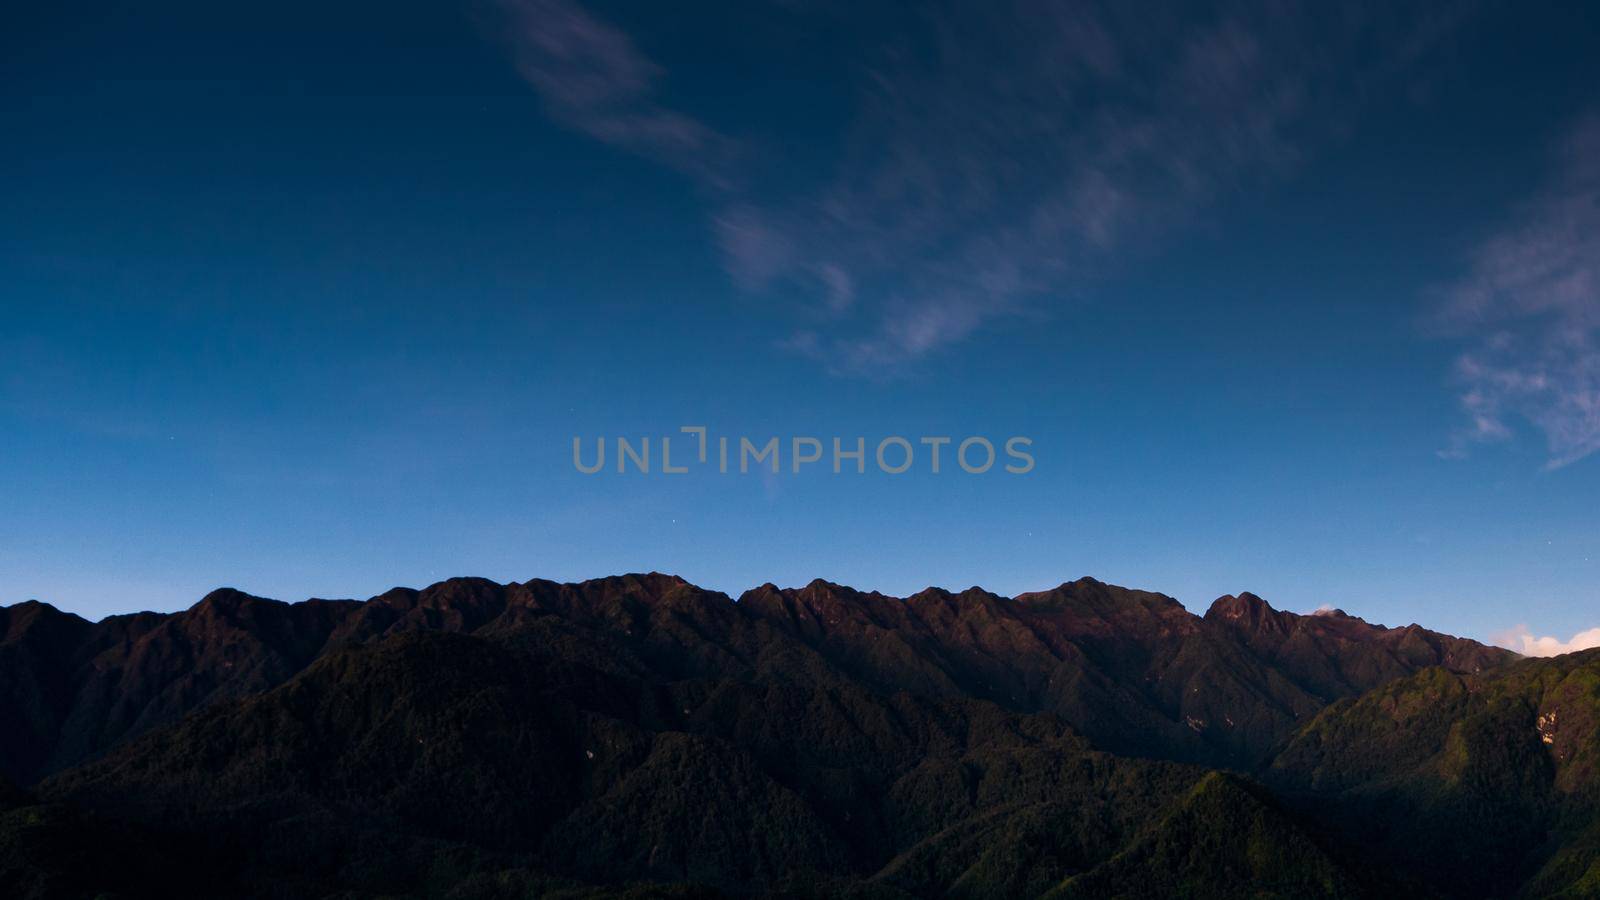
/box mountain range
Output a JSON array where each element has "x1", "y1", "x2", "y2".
[{"x1": 1, "y1": 574, "x2": 1594, "y2": 898}]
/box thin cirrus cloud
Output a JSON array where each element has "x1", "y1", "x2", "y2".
[
  {"x1": 1493, "y1": 623, "x2": 1600, "y2": 658},
  {"x1": 488, "y1": 1, "x2": 1467, "y2": 374},
  {"x1": 1437, "y1": 117, "x2": 1600, "y2": 469},
  {"x1": 485, "y1": 0, "x2": 735, "y2": 184}
]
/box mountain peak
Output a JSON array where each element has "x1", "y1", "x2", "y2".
[
  {"x1": 0, "y1": 599, "x2": 89, "y2": 643},
  {"x1": 799, "y1": 577, "x2": 857, "y2": 593},
  {"x1": 192, "y1": 587, "x2": 282, "y2": 617},
  {"x1": 1206, "y1": 591, "x2": 1276, "y2": 617},
  {"x1": 626, "y1": 571, "x2": 690, "y2": 588}
]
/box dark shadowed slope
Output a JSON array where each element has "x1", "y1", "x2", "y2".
[
  {"x1": 1046, "y1": 772, "x2": 1371, "y2": 899},
  {"x1": 30, "y1": 622, "x2": 1211, "y2": 896},
  {"x1": 1266, "y1": 648, "x2": 1600, "y2": 899}
]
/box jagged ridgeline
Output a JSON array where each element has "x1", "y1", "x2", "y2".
[{"x1": 1, "y1": 574, "x2": 1594, "y2": 898}]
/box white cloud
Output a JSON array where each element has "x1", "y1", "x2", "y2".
[
  {"x1": 487, "y1": 0, "x2": 1473, "y2": 375},
  {"x1": 1492, "y1": 623, "x2": 1600, "y2": 658},
  {"x1": 1438, "y1": 116, "x2": 1600, "y2": 468}
]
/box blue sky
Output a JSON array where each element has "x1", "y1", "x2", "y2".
[{"x1": 2, "y1": 1, "x2": 1598, "y2": 653}]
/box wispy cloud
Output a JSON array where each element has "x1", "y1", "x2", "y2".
[
  {"x1": 1438, "y1": 117, "x2": 1600, "y2": 468},
  {"x1": 486, "y1": 0, "x2": 733, "y2": 183},
  {"x1": 489, "y1": 1, "x2": 1468, "y2": 374},
  {"x1": 721, "y1": 4, "x2": 1318, "y2": 373},
  {"x1": 1493, "y1": 623, "x2": 1600, "y2": 658}
]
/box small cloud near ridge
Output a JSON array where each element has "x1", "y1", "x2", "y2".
[{"x1": 1492, "y1": 623, "x2": 1600, "y2": 658}]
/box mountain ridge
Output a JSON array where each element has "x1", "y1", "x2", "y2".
[
  {"x1": 0, "y1": 573, "x2": 1514, "y2": 786},
  {"x1": 4, "y1": 572, "x2": 1594, "y2": 899}
]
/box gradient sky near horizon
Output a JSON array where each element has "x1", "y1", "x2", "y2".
[{"x1": 3, "y1": 1, "x2": 1599, "y2": 653}]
